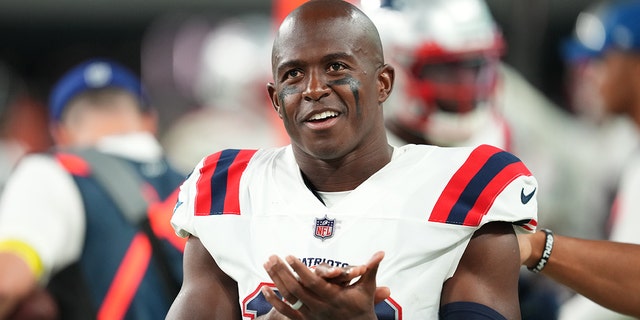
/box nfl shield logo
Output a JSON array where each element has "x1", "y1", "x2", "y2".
[{"x1": 314, "y1": 215, "x2": 335, "y2": 240}]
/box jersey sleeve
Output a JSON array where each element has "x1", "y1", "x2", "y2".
[
  {"x1": 478, "y1": 147, "x2": 538, "y2": 233},
  {"x1": 170, "y1": 156, "x2": 206, "y2": 239},
  {"x1": 429, "y1": 144, "x2": 538, "y2": 233},
  {"x1": 481, "y1": 174, "x2": 538, "y2": 233},
  {"x1": 171, "y1": 149, "x2": 258, "y2": 238}
]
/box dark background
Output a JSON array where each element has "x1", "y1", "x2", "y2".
[{"x1": 0, "y1": 0, "x2": 603, "y2": 128}]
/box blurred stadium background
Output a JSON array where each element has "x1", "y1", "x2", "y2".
[{"x1": 0, "y1": 0, "x2": 604, "y2": 131}]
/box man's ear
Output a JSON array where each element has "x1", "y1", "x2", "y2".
[
  {"x1": 267, "y1": 82, "x2": 283, "y2": 119},
  {"x1": 377, "y1": 64, "x2": 395, "y2": 103}
]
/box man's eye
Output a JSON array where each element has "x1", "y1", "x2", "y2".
[
  {"x1": 285, "y1": 69, "x2": 301, "y2": 80},
  {"x1": 328, "y1": 63, "x2": 346, "y2": 72}
]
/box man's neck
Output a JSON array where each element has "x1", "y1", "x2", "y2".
[{"x1": 296, "y1": 144, "x2": 393, "y2": 192}]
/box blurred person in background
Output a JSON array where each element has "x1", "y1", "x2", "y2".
[
  {"x1": 374, "y1": 0, "x2": 609, "y2": 242},
  {"x1": 148, "y1": 13, "x2": 288, "y2": 174},
  {"x1": 0, "y1": 58, "x2": 186, "y2": 319},
  {"x1": 0, "y1": 61, "x2": 56, "y2": 320},
  {"x1": 544, "y1": 1, "x2": 640, "y2": 319},
  {"x1": 556, "y1": 0, "x2": 639, "y2": 242},
  {"x1": 0, "y1": 62, "x2": 52, "y2": 194},
  {"x1": 380, "y1": 0, "x2": 510, "y2": 150}
]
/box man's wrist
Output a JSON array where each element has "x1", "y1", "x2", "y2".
[{"x1": 527, "y1": 229, "x2": 554, "y2": 273}]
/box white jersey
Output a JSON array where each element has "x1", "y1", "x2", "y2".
[
  {"x1": 609, "y1": 150, "x2": 640, "y2": 243},
  {"x1": 171, "y1": 143, "x2": 538, "y2": 319}
]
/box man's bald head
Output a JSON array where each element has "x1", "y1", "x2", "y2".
[{"x1": 271, "y1": 0, "x2": 384, "y2": 72}]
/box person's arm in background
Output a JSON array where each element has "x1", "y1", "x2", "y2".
[
  {"x1": 0, "y1": 155, "x2": 83, "y2": 320},
  {"x1": 0, "y1": 250, "x2": 38, "y2": 319},
  {"x1": 519, "y1": 230, "x2": 640, "y2": 318}
]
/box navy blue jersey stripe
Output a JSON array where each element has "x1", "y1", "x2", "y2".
[
  {"x1": 210, "y1": 149, "x2": 241, "y2": 215},
  {"x1": 446, "y1": 151, "x2": 520, "y2": 224}
]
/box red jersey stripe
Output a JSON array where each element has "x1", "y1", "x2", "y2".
[
  {"x1": 430, "y1": 145, "x2": 501, "y2": 223},
  {"x1": 195, "y1": 152, "x2": 222, "y2": 216},
  {"x1": 223, "y1": 149, "x2": 258, "y2": 215},
  {"x1": 194, "y1": 149, "x2": 257, "y2": 216}
]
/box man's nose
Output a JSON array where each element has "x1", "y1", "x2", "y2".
[{"x1": 302, "y1": 69, "x2": 331, "y2": 101}]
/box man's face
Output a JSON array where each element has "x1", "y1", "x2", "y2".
[
  {"x1": 52, "y1": 92, "x2": 152, "y2": 147},
  {"x1": 564, "y1": 59, "x2": 606, "y2": 123},
  {"x1": 598, "y1": 50, "x2": 639, "y2": 117},
  {"x1": 268, "y1": 17, "x2": 390, "y2": 161}
]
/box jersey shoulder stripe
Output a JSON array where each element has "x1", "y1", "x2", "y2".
[
  {"x1": 194, "y1": 149, "x2": 257, "y2": 216},
  {"x1": 513, "y1": 218, "x2": 537, "y2": 231},
  {"x1": 430, "y1": 144, "x2": 532, "y2": 226}
]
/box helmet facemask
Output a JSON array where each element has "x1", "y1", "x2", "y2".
[{"x1": 388, "y1": 0, "x2": 505, "y2": 145}]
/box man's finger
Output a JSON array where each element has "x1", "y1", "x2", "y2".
[
  {"x1": 261, "y1": 286, "x2": 303, "y2": 319},
  {"x1": 264, "y1": 255, "x2": 304, "y2": 305},
  {"x1": 374, "y1": 286, "x2": 391, "y2": 304},
  {"x1": 355, "y1": 251, "x2": 385, "y2": 288}
]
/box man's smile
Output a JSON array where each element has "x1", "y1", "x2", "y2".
[
  {"x1": 307, "y1": 110, "x2": 339, "y2": 121},
  {"x1": 304, "y1": 110, "x2": 341, "y2": 130}
]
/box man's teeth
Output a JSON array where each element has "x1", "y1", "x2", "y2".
[{"x1": 309, "y1": 111, "x2": 338, "y2": 121}]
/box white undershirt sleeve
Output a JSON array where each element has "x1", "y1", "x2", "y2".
[{"x1": 0, "y1": 154, "x2": 85, "y2": 282}]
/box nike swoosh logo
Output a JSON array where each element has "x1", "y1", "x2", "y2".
[{"x1": 521, "y1": 188, "x2": 536, "y2": 204}]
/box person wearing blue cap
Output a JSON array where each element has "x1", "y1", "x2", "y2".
[
  {"x1": 518, "y1": 0, "x2": 640, "y2": 318},
  {"x1": 0, "y1": 58, "x2": 187, "y2": 319},
  {"x1": 47, "y1": 59, "x2": 153, "y2": 146}
]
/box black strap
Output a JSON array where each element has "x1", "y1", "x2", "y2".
[
  {"x1": 61, "y1": 148, "x2": 180, "y2": 300},
  {"x1": 70, "y1": 148, "x2": 148, "y2": 224},
  {"x1": 140, "y1": 219, "x2": 181, "y2": 298}
]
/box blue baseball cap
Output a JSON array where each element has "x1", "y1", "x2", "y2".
[
  {"x1": 49, "y1": 58, "x2": 148, "y2": 122},
  {"x1": 562, "y1": 0, "x2": 640, "y2": 62}
]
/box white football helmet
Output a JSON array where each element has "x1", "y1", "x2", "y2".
[{"x1": 387, "y1": 0, "x2": 505, "y2": 145}]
